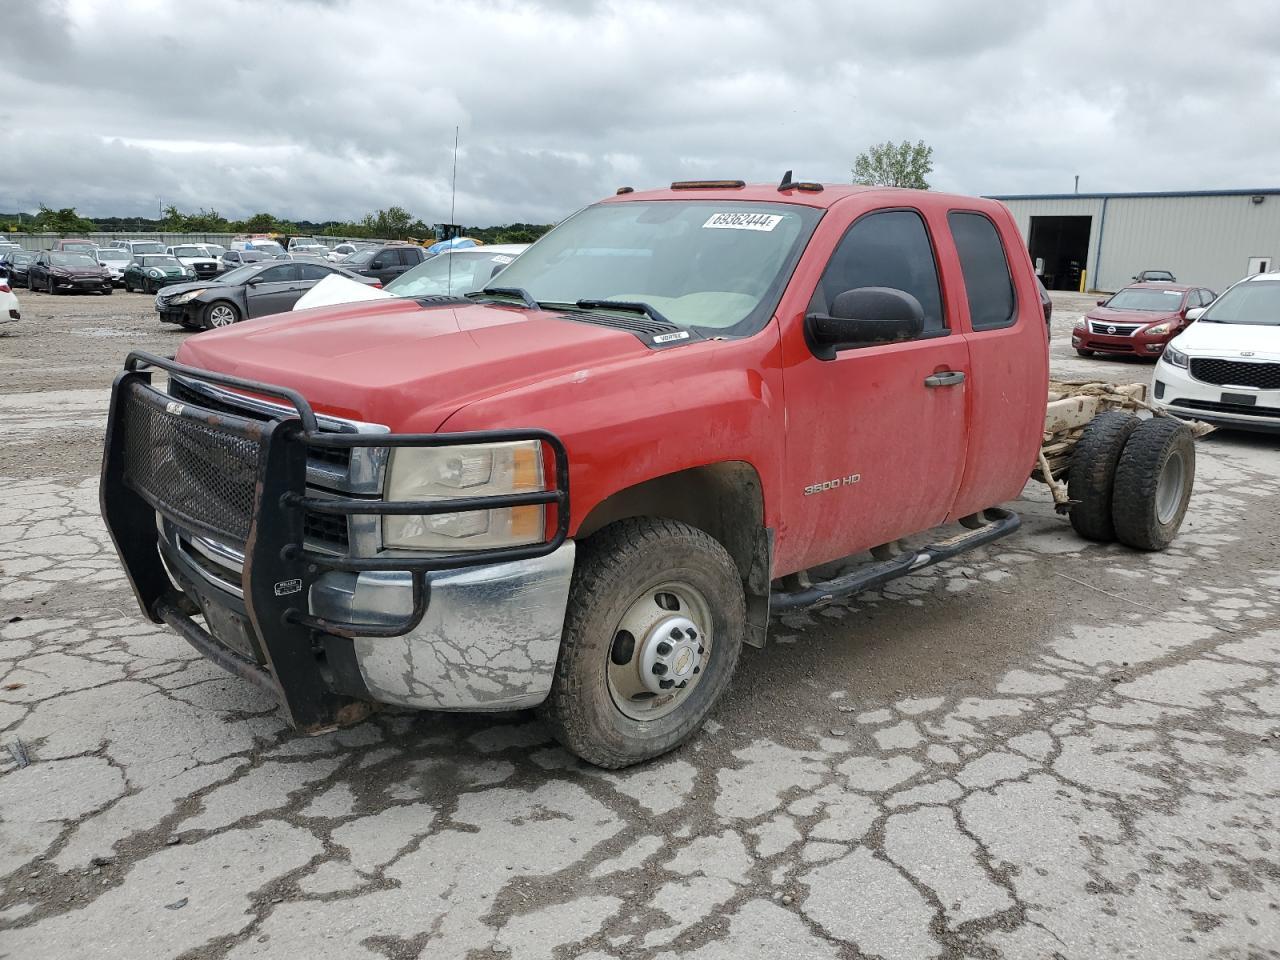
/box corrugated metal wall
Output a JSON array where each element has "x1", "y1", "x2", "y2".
[{"x1": 994, "y1": 193, "x2": 1280, "y2": 293}]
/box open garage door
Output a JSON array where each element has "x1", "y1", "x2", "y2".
[{"x1": 1029, "y1": 216, "x2": 1091, "y2": 291}]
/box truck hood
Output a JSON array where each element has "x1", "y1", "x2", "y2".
[
  {"x1": 1170, "y1": 320, "x2": 1280, "y2": 359},
  {"x1": 175, "y1": 299, "x2": 653, "y2": 430}
]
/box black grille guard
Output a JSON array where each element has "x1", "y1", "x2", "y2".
[{"x1": 100, "y1": 350, "x2": 570, "y2": 730}]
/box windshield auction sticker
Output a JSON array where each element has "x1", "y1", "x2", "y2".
[{"x1": 702, "y1": 212, "x2": 784, "y2": 231}]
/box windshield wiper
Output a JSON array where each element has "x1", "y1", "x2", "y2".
[
  {"x1": 467, "y1": 287, "x2": 541, "y2": 310},
  {"x1": 574, "y1": 299, "x2": 672, "y2": 326}
]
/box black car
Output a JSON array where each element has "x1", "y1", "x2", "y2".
[
  {"x1": 155, "y1": 260, "x2": 381, "y2": 329},
  {"x1": 1133, "y1": 269, "x2": 1176, "y2": 283},
  {"x1": 28, "y1": 251, "x2": 113, "y2": 295},
  {"x1": 0, "y1": 250, "x2": 36, "y2": 288},
  {"x1": 341, "y1": 243, "x2": 428, "y2": 286}
]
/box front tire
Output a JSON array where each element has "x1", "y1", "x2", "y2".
[
  {"x1": 539, "y1": 518, "x2": 745, "y2": 769},
  {"x1": 1076, "y1": 349, "x2": 1095, "y2": 357},
  {"x1": 47, "y1": 276, "x2": 58, "y2": 295},
  {"x1": 203, "y1": 301, "x2": 241, "y2": 329}
]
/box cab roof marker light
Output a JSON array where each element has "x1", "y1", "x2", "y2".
[
  {"x1": 616, "y1": 186, "x2": 635, "y2": 195},
  {"x1": 670, "y1": 180, "x2": 746, "y2": 190},
  {"x1": 777, "y1": 171, "x2": 823, "y2": 193}
]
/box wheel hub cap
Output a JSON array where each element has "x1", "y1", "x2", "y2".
[{"x1": 638, "y1": 615, "x2": 704, "y2": 695}]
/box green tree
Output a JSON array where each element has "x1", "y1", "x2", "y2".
[
  {"x1": 852, "y1": 140, "x2": 934, "y2": 189},
  {"x1": 235, "y1": 212, "x2": 294, "y2": 235},
  {"x1": 34, "y1": 204, "x2": 96, "y2": 234},
  {"x1": 162, "y1": 204, "x2": 186, "y2": 230},
  {"x1": 184, "y1": 208, "x2": 230, "y2": 231}
]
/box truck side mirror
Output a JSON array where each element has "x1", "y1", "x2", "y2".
[
  {"x1": 805, "y1": 287, "x2": 924, "y2": 359},
  {"x1": 1185, "y1": 307, "x2": 1206, "y2": 321}
]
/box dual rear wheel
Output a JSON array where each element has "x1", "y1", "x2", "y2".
[{"x1": 1068, "y1": 412, "x2": 1195, "y2": 550}]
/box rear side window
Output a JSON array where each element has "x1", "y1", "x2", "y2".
[
  {"x1": 816, "y1": 209, "x2": 945, "y2": 334},
  {"x1": 298, "y1": 263, "x2": 331, "y2": 280},
  {"x1": 949, "y1": 212, "x2": 1016, "y2": 331},
  {"x1": 257, "y1": 265, "x2": 297, "y2": 283}
]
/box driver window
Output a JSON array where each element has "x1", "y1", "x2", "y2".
[{"x1": 813, "y1": 210, "x2": 945, "y2": 335}]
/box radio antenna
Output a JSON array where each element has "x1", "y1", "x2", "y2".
[{"x1": 447, "y1": 126, "x2": 459, "y2": 294}]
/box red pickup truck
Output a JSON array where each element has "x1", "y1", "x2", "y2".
[{"x1": 101, "y1": 179, "x2": 1196, "y2": 767}]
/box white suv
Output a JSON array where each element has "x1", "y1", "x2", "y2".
[{"x1": 1152, "y1": 272, "x2": 1280, "y2": 432}]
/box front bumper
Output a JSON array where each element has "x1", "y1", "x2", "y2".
[
  {"x1": 1152, "y1": 359, "x2": 1280, "y2": 432},
  {"x1": 1072, "y1": 324, "x2": 1170, "y2": 357},
  {"x1": 101, "y1": 351, "x2": 572, "y2": 730},
  {"x1": 52, "y1": 276, "x2": 112, "y2": 293},
  {"x1": 155, "y1": 299, "x2": 199, "y2": 325},
  {"x1": 160, "y1": 518, "x2": 576, "y2": 711}
]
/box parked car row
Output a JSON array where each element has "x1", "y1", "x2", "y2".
[{"x1": 154, "y1": 259, "x2": 384, "y2": 329}]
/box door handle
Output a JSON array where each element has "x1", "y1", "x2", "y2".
[{"x1": 924, "y1": 370, "x2": 966, "y2": 388}]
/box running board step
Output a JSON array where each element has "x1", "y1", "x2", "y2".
[{"x1": 770, "y1": 508, "x2": 1021, "y2": 611}]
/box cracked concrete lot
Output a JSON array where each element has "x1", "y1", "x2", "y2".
[{"x1": 2, "y1": 291, "x2": 1280, "y2": 959}]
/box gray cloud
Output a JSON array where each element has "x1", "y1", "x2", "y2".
[{"x1": 1, "y1": 0, "x2": 1277, "y2": 225}]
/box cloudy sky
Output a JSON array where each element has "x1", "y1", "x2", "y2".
[{"x1": 2, "y1": 0, "x2": 1278, "y2": 226}]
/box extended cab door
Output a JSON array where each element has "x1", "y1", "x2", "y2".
[
  {"x1": 776, "y1": 206, "x2": 971, "y2": 575},
  {"x1": 944, "y1": 208, "x2": 1049, "y2": 518}
]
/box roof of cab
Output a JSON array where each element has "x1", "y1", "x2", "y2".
[{"x1": 601, "y1": 183, "x2": 1007, "y2": 212}]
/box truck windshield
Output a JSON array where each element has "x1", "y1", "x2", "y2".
[
  {"x1": 1199, "y1": 279, "x2": 1280, "y2": 326},
  {"x1": 493, "y1": 200, "x2": 823, "y2": 335}
]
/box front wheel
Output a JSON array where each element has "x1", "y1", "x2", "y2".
[
  {"x1": 539, "y1": 518, "x2": 745, "y2": 768},
  {"x1": 47, "y1": 276, "x2": 58, "y2": 295},
  {"x1": 1076, "y1": 349, "x2": 1095, "y2": 357},
  {"x1": 203, "y1": 301, "x2": 241, "y2": 329}
]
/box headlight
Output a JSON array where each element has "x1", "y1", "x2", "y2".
[
  {"x1": 171, "y1": 289, "x2": 207, "y2": 304},
  {"x1": 1163, "y1": 345, "x2": 1189, "y2": 368},
  {"x1": 148, "y1": 269, "x2": 162, "y2": 278},
  {"x1": 382, "y1": 440, "x2": 545, "y2": 550},
  {"x1": 1144, "y1": 321, "x2": 1173, "y2": 336}
]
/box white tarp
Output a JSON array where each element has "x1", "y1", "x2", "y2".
[{"x1": 292, "y1": 274, "x2": 394, "y2": 311}]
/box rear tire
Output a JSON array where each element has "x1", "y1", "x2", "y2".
[
  {"x1": 1068, "y1": 411, "x2": 1140, "y2": 542},
  {"x1": 1111, "y1": 418, "x2": 1195, "y2": 551},
  {"x1": 539, "y1": 518, "x2": 745, "y2": 769}
]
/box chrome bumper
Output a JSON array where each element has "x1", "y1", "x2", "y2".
[{"x1": 162, "y1": 519, "x2": 575, "y2": 712}]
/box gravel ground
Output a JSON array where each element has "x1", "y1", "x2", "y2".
[{"x1": 2, "y1": 290, "x2": 1279, "y2": 959}]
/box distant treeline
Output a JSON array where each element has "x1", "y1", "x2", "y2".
[{"x1": 1, "y1": 205, "x2": 554, "y2": 245}]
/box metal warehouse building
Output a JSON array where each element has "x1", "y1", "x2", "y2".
[{"x1": 986, "y1": 188, "x2": 1280, "y2": 295}]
